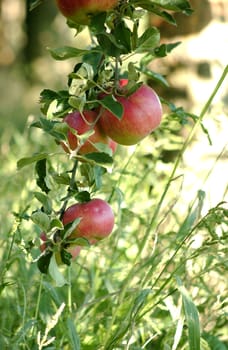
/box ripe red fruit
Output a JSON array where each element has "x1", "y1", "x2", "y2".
[
  {"x1": 62, "y1": 198, "x2": 115, "y2": 242},
  {"x1": 56, "y1": 0, "x2": 118, "y2": 25},
  {"x1": 99, "y1": 80, "x2": 162, "y2": 145},
  {"x1": 62, "y1": 110, "x2": 115, "y2": 155}
]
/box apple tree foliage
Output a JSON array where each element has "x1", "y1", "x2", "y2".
[{"x1": 19, "y1": 0, "x2": 194, "y2": 283}]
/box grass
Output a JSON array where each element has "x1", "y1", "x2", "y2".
[{"x1": 0, "y1": 67, "x2": 227, "y2": 350}]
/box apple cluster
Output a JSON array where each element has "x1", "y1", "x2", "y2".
[
  {"x1": 48, "y1": 80, "x2": 162, "y2": 259},
  {"x1": 61, "y1": 79, "x2": 162, "y2": 151},
  {"x1": 38, "y1": 1, "x2": 163, "y2": 267}
]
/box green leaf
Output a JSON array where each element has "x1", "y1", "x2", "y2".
[
  {"x1": 35, "y1": 158, "x2": 50, "y2": 194},
  {"x1": 99, "y1": 95, "x2": 123, "y2": 119},
  {"x1": 36, "y1": 118, "x2": 67, "y2": 141},
  {"x1": 93, "y1": 165, "x2": 106, "y2": 190},
  {"x1": 31, "y1": 211, "x2": 50, "y2": 232},
  {"x1": 37, "y1": 251, "x2": 52, "y2": 274},
  {"x1": 136, "y1": 27, "x2": 160, "y2": 53},
  {"x1": 131, "y1": 289, "x2": 151, "y2": 319},
  {"x1": 151, "y1": 0, "x2": 193, "y2": 14},
  {"x1": 127, "y1": 63, "x2": 140, "y2": 86},
  {"x1": 42, "y1": 281, "x2": 63, "y2": 306},
  {"x1": 159, "y1": 10, "x2": 177, "y2": 25},
  {"x1": 51, "y1": 172, "x2": 71, "y2": 186},
  {"x1": 68, "y1": 96, "x2": 86, "y2": 112},
  {"x1": 92, "y1": 142, "x2": 113, "y2": 156},
  {"x1": 176, "y1": 190, "x2": 205, "y2": 240},
  {"x1": 83, "y1": 51, "x2": 104, "y2": 77},
  {"x1": 90, "y1": 12, "x2": 106, "y2": 33},
  {"x1": 133, "y1": 0, "x2": 192, "y2": 15},
  {"x1": 97, "y1": 32, "x2": 126, "y2": 57},
  {"x1": 50, "y1": 218, "x2": 64, "y2": 231},
  {"x1": 48, "y1": 46, "x2": 93, "y2": 60},
  {"x1": 48, "y1": 255, "x2": 68, "y2": 287},
  {"x1": 39, "y1": 89, "x2": 70, "y2": 117},
  {"x1": 17, "y1": 153, "x2": 49, "y2": 170},
  {"x1": 112, "y1": 21, "x2": 132, "y2": 54},
  {"x1": 67, "y1": 237, "x2": 90, "y2": 247},
  {"x1": 141, "y1": 68, "x2": 169, "y2": 87},
  {"x1": 39, "y1": 89, "x2": 58, "y2": 107},
  {"x1": 67, "y1": 317, "x2": 81, "y2": 350},
  {"x1": 52, "y1": 121, "x2": 69, "y2": 136},
  {"x1": 34, "y1": 192, "x2": 52, "y2": 214},
  {"x1": 84, "y1": 152, "x2": 113, "y2": 165},
  {"x1": 177, "y1": 277, "x2": 201, "y2": 350},
  {"x1": 154, "y1": 42, "x2": 181, "y2": 57},
  {"x1": 75, "y1": 191, "x2": 91, "y2": 203},
  {"x1": 60, "y1": 249, "x2": 72, "y2": 266},
  {"x1": 63, "y1": 218, "x2": 82, "y2": 239}
]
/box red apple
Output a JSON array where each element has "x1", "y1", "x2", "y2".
[
  {"x1": 62, "y1": 198, "x2": 115, "y2": 242},
  {"x1": 56, "y1": 0, "x2": 118, "y2": 25},
  {"x1": 62, "y1": 110, "x2": 114, "y2": 155},
  {"x1": 99, "y1": 81, "x2": 162, "y2": 145}
]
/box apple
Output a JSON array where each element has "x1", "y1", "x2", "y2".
[
  {"x1": 99, "y1": 80, "x2": 162, "y2": 145},
  {"x1": 56, "y1": 0, "x2": 118, "y2": 25},
  {"x1": 62, "y1": 198, "x2": 115, "y2": 242},
  {"x1": 62, "y1": 110, "x2": 116, "y2": 155}
]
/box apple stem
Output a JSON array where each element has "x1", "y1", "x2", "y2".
[
  {"x1": 80, "y1": 112, "x2": 94, "y2": 126},
  {"x1": 59, "y1": 160, "x2": 79, "y2": 220},
  {"x1": 80, "y1": 108, "x2": 103, "y2": 127},
  {"x1": 32, "y1": 273, "x2": 43, "y2": 336},
  {"x1": 114, "y1": 56, "x2": 120, "y2": 90},
  {"x1": 67, "y1": 266, "x2": 72, "y2": 313}
]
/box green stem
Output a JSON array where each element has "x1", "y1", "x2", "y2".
[
  {"x1": 114, "y1": 56, "x2": 120, "y2": 90},
  {"x1": 67, "y1": 266, "x2": 72, "y2": 314},
  {"x1": 59, "y1": 160, "x2": 78, "y2": 220},
  {"x1": 32, "y1": 273, "x2": 43, "y2": 336},
  {"x1": 34, "y1": 274, "x2": 43, "y2": 321},
  {"x1": 108, "y1": 146, "x2": 138, "y2": 203},
  {"x1": 137, "y1": 64, "x2": 228, "y2": 260},
  {"x1": 104, "y1": 66, "x2": 228, "y2": 339}
]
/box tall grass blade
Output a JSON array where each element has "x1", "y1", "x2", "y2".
[
  {"x1": 177, "y1": 277, "x2": 201, "y2": 350},
  {"x1": 67, "y1": 317, "x2": 81, "y2": 350}
]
